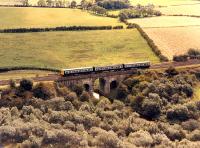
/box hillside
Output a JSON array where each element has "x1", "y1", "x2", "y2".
[{"x1": 1, "y1": 68, "x2": 200, "y2": 147}]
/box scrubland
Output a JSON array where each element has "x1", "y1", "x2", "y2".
[{"x1": 1, "y1": 69, "x2": 200, "y2": 147}]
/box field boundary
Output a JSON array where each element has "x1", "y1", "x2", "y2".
[
  {"x1": 0, "y1": 67, "x2": 59, "y2": 73},
  {"x1": 0, "y1": 26, "x2": 124, "y2": 33},
  {"x1": 126, "y1": 23, "x2": 169, "y2": 62}
]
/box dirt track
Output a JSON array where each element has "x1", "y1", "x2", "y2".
[{"x1": 1, "y1": 59, "x2": 200, "y2": 86}]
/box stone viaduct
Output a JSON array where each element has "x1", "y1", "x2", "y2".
[{"x1": 56, "y1": 69, "x2": 139, "y2": 96}]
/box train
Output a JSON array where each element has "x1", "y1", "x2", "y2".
[{"x1": 61, "y1": 61, "x2": 150, "y2": 76}]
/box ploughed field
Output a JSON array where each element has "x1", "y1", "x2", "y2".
[
  {"x1": 129, "y1": 0, "x2": 199, "y2": 6},
  {"x1": 0, "y1": 29, "x2": 159, "y2": 69},
  {"x1": 128, "y1": 16, "x2": 200, "y2": 59},
  {"x1": 0, "y1": 7, "x2": 124, "y2": 29}
]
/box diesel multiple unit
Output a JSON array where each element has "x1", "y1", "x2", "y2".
[{"x1": 61, "y1": 61, "x2": 150, "y2": 76}]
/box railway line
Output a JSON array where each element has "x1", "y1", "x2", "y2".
[{"x1": 0, "y1": 59, "x2": 200, "y2": 86}]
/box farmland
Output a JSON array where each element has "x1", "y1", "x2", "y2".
[
  {"x1": 144, "y1": 27, "x2": 200, "y2": 59},
  {"x1": 129, "y1": 0, "x2": 199, "y2": 6},
  {"x1": 157, "y1": 3, "x2": 200, "y2": 16},
  {"x1": 127, "y1": 15, "x2": 200, "y2": 59},
  {"x1": 0, "y1": 29, "x2": 159, "y2": 69},
  {"x1": 128, "y1": 16, "x2": 200, "y2": 28},
  {"x1": 0, "y1": 7, "x2": 124, "y2": 29}
]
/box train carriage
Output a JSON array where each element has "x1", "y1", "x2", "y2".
[
  {"x1": 124, "y1": 61, "x2": 150, "y2": 69},
  {"x1": 61, "y1": 67, "x2": 93, "y2": 76},
  {"x1": 94, "y1": 64, "x2": 123, "y2": 72},
  {"x1": 61, "y1": 61, "x2": 150, "y2": 76}
]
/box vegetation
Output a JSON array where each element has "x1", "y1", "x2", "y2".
[
  {"x1": 173, "y1": 48, "x2": 200, "y2": 62},
  {"x1": 127, "y1": 23, "x2": 168, "y2": 61},
  {"x1": 0, "y1": 29, "x2": 159, "y2": 69},
  {"x1": 119, "y1": 4, "x2": 161, "y2": 22},
  {"x1": 1, "y1": 68, "x2": 200, "y2": 147},
  {"x1": 97, "y1": 0, "x2": 130, "y2": 10}
]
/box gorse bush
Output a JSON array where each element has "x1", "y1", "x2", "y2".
[
  {"x1": 19, "y1": 79, "x2": 33, "y2": 91},
  {"x1": 33, "y1": 83, "x2": 55, "y2": 100}
]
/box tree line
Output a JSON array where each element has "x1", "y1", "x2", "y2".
[{"x1": 0, "y1": 25, "x2": 124, "y2": 33}]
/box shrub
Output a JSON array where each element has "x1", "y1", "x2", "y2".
[
  {"x1": 173, "y1": 54, "x2": 188, "y2": 62},
  {"x1": 182, "y1": 119, "x2": 199, "y2": 131},
  {"x1": 95, "y1": 130, "x2": 122, "y2": 148},
  {"x1": 80, "y1": 91, "x2": 91, "y2": 102},
  {"x1": 188, "y1": 48, "x2": 200, "y2": 57},
  {"x1": 33, "y1": 83, "x2": 55, "y2": 100},
  {"x1": 9, "y1": 79, "x2": 16, "y2": 89},
  {"x1": 165, "y1": 66, "x2": 178, "y2": 77},
  {"x1": 19, "y1": 79, "x2": 33, "y2": 91},
  {"x1": 166, "y1": 105, "x2": 189, "y2": 121},
  {"x1": 166, "y1": 127, "x2": 186, "y2": 141},
  {"x1": 141, "y1": 99, "x2": 161, "y2": 119},
  {"x1": 71, "y1": 84, "x2": 83, "y2": 96},
  {"x1": 189, "y1": 130, "x2": 200, "y2": 141},
  {"x1": 127, "y1": 130, "x2": 153, "y2": 147},
  {"x1": 116, "y1": 83, "x2": 128, "y2": 101}
]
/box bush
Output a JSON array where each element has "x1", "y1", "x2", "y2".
[
  {"x1": 173, "y1": 54, "x2": 188, "y2": 62},
  {"x1": 116, "y1": 83, "x2": 128, "y2": 101},
  {"x1": 20, "y1": 79, "x2": 33, "y2": 91},
  {"x1": 127, "y1": 130, "x2": 153, "y2": 147},
  {"x1": 188, "y1": 48, "x2": 200, "y2": 57},
  {"x1": 9, "y1": 79, "x2": 16, "y2": 89},
  {"x1": 182, "y1": 119, "x2": 199, "y2": 131},
  {"x1": 189, "y1": 130, "x2": 200, "y2": 141},
  {"x1": 33, "y1": 83, "x2": 55, "y2": 100},
  {"x1": 165, "y1": 66, "x2": 178, "y2": 77},
  {"x1": 97, "y1": 0, "x2": 130, "y2": 10},
  {"x1": 141, "y1": 99, "x2": 161, "y2": 119},
  {"x1": 71, "y1": 84, "x2": 84, "y2": 96},
  {"x1": 167, "y1": 105, "x2": 189, "y2": 121},
  {"x1": 80, "y1": 91, "x2": 91, "y2": 102}
]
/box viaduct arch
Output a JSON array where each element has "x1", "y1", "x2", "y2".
[{"x1": 56, "y1": 69, "x2": 138, "y2": 96}]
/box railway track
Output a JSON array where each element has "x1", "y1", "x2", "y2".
[{"x1": 1, "y1": 59, "x2": 200, "y2": 86}]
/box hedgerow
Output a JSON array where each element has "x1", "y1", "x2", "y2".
[
  {"x1": 126, "y1": 23, "x2": 169, "y2": 62},
  {"x1": 0, "y1": 25, "x2": 124, "y2": 33}
]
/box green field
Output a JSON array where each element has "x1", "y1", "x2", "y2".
[
  {"x1": 0, "y1": 29, "x2": 159, "y2": 69},
  {"x1": 0, "y1": 7, "x2": 124, "y2": 29}
]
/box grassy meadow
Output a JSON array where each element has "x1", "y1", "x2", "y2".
[
  {"x1": 0, "y1": 7, "x2": 124, "y2": 29},
  {"x1": 0, "y1": 29, "x2": 159, "y2": 69}
]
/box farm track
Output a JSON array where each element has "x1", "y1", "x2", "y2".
[{"x1": 1, "y1": 59, "x2": 200, "y2": 86}]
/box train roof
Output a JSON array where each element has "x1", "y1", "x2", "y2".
[
  {"x1": 95, "y1": 64, "x2": 123, "y2": 67},
  {"x1": 61, "y1": 67, "x2": 93, "y2": 71},
  {"x1": 124, "y1": 61, "x2": 150, "y2": 64}
]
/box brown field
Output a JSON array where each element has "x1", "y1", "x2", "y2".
[
  {"x1": 127, "y1": 16, "x2": 200, "y2": 28},
  {"x1": 128, "y1": 16, "x2": 200, "y2": 59},
  {"x1": 144, "y1": 26, "x2": 200, "y2": 59},
  {"x1": 157, "y1": 3, "x2": 200, "y2": 16}
]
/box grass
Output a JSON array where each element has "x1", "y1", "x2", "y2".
[
  {"x1": 0, "y1": 70, "x2": 55, "y2": 80},
  {"x1": 193, "y1": 85, "x2": 200, "y2": 100},
  {"x1": 0, "y1": 7, "x2": 124, "y2": 29},
  {"x1": 0, "y1": 29, "x2": 159, "y2": 69}
]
